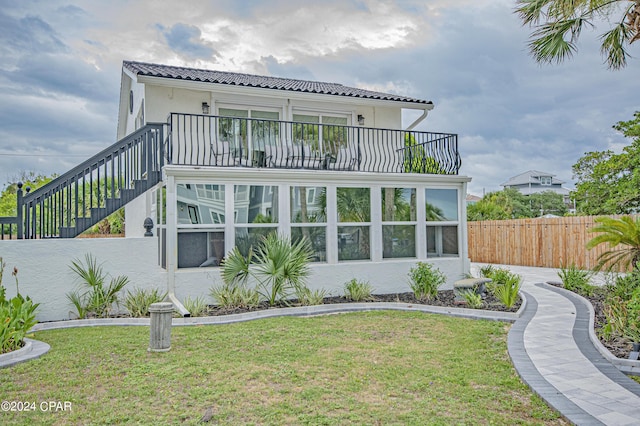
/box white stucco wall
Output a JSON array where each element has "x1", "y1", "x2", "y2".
[
  {"x1": 0, "y1": 238, "x2": 164, "y2": 322},
  {"x1": 174, "y1": 257, "x2": 466, "y2": 303}
]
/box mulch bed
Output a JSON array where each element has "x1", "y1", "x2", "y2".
[
  {"x1": 205, "y1": 289, "x2": 635, "y2": 360},
  {"x1": 205, "y1": 290, "x2": 521, "y2": 317}
]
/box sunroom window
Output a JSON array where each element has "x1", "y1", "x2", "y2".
[
  {"x1": 176, "y1": 183, "x2": 226, "y2": 268},
  {"x1": 291, "y1": 186, "x2": 327, "y2": 262},
  {"x1": 382, "y1": 187, "x2": 416, "y2": 259},
  {"x1": 425, "y1": 188, "x2": 459, "y2": 258},
  {"x1": 337, "y1": 187, "x2": 370, "y2": 261},
  {"x1": 235, "y1": 184, "x2": 278, "y2": 256}
]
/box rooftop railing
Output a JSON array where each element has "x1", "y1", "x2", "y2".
[{"x1": 166, "y1": 113, "x2": 460, "y2": 174}]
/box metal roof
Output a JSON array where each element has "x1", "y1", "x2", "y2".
[{"x1": 123, "y1": 60, "x2": 432, "y2": 105}]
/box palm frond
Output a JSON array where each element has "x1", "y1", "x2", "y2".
[{"x1": 600, "y1": 22, "x2": 630, "y2": 69}]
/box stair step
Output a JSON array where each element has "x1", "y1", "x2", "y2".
[{"x1": 59, "y1": 227, "x2": 75, "y2": 238}]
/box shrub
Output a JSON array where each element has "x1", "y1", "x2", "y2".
[
  {"x1": 210, "y1": 283, "x2": 260, "y2": 310},
  {"x1": 610, "y1": 268, "x2": 640, "y2": 301},
  {"x1": 221, "y1": 233, "x2": 313, "y2": 306},
  {"x1": 344, "y1": 279, "x2": 373, "y2": 302},
  {"x1": 0, "y1": 258, "x2": 39, "y2": 354},
  {"x1": 67, "y1": 254, "x2": 129, "y2": 319},
  {"x1": 183, "y1": 296, "x2": 209, "y2": 317},
  {"x1": 295, "y1": 286, "x2": 327, "y2": 306},
  {"x1": 461, "y1": 290, "x2": 484, "y2": 309},
  {"x1": 486, "y1": 268, "x2": 521, "y2": 309},
  {"x1": 558, "y1": 263, "x2": 596, "y2": 296},
  {"x1": 408, "y1": 262, "x2": 446, "y2": 302},
  {"x1": 123, "y1": 288, "x2": 167, "y2": 317}
]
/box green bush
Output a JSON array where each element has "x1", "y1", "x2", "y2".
[
  {"x1": 183, "y1": 296, "x2": 209, "y2": 317},
  {"x1": 461, "y1": 290, "x2": 484, "y2": 309},
  {"x1": 221, "y1": 233, "x2": 313, "y2": 306},
  {"x1": 123, "y1": 288, "x2": 167, "y2": 317},
  {"x1": 408, "y1": 262, "x2": 446, "y2": 302},
  {"x1": 344, "y1": 279, "x2": 373, "y2": 302},
  {"x1": 485, "y1": 268, "x2": 521, "y2": 309},
  {"x1": 610, "y1": 268, "x2": 640, "y2": 301},
  {"x1": 67, "y1": 254, "x2": 129, "y2": 319},
  {"x1": 558, "y1": 263, "x2": 596, "y2": 296},
  {"x1": 210, "y1": 283, "x2": 260, "y2": 310},
  {"x1": 295, "y1": 286, "x2": 327, "y2": 306},
  {"x1": 0, "y1": 258, "x2": 39, "y2": 354}
]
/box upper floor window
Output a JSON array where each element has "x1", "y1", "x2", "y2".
[{"x1": 539, "y1": 176, "x2": 552, "y2": 185}]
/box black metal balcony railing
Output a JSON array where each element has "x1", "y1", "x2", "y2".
[
  {"x1": 6, "y1": 112, "x2": 459, "y2": 239},
  {"x1": 166, "y1": 113, "x2": 460, "y2": 174}
]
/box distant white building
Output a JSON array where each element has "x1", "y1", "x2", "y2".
[
  {"x1": 501, "y1": 170, "x2": 574, "y2": 212},
  {"x1": 501, "y1": 170, "x2": 571, "y2": 197}
]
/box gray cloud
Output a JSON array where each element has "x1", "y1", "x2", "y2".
[{"x1": 157, "y1": 23, "x2": 217, "y2": 60}]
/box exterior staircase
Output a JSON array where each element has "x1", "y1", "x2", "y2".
[{"x1": 18, "y1": 123, "x2": 165, "y2": 239}]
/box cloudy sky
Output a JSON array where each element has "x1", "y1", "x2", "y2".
[{"x1": 1, "y1": 0, "x2": 638, "y2": 196}]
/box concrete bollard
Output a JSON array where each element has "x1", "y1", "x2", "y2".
[{"x1": 148, "y1": 302, "x2": 174, "y2": 352}]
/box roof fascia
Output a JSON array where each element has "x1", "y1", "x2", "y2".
[{"x1": 136, "y1": 75, "x2": 434, "y2": 111}]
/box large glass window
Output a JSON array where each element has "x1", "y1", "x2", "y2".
[
  {"x1": 291, "y1": 186, "x2": 327, "y2": 262},
  {"x1": 176, "y1": 183, "x2": 226, "y2": 268},
  {"x1": 426, "y1": 225, "x2": 459, "y2": 257},
  {"x1": 234, "y1": 185, "x2": 278, "y2": 257},
  {"x1": 382, "y1": 188, "x2": 416, "y2": 259},
  {"x1": 337, "y1": 187, "x2": 370, "y2": 261},
  {"x1": 219, "y1": 108, "x2": 279, "y2": 165},
  {"x1": 425, "y1": 188, "x2": 459, "y2": 258},
  {"x1": 425, "y1": 189, "x2": 458, "y2": 221}
]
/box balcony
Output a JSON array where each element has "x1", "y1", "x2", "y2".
[{"x1": 166, "y1": 113, "x2": 460, "y2": 175}]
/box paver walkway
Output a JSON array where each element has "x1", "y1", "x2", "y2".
[{"x1": 478, "y1": 264, "x2": 640, "y2": 426}]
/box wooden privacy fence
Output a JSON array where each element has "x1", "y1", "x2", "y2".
[{"x1": 467, "y1": 215, "x2": 638, "y2": 270}]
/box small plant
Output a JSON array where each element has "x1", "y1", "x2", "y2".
[
  {"x1": 66, "y1": 254, "x2": 129, "y2": 319},
  {"x1": 461, "y1": 289, "x2": 484, "y2": 309},
  {"x1": 600, "y1": 297, "x2": 628, "y2": 341},
  {"x1": 492, "y1": 272, "x2": 522, "y2": 309},
  {"x1": 123, "y1": 288, "x2": 167, "y2": 317},
  {"x1": 295, "y1": 286, "x2": 327, "y2": 306},
  {"x1": 221, "y1": 233, "x2": 313, "y2": 307},
  {"x1": 479, "y1": 264, "x2": 495, "y2": 279},
  {"x1": 558, "y1": 263, "x2": 596, "y2": 296},
  {"x1": 609, "y1": 268, "x2": 640, "y2": 300},
  {"x1": 408, "y1": 262, "x2": 446, "y2": 302},
  {"x1": 210, "y1": 283, "x2": 260, "y2": 310},
  {"x1": 344, "y1": 279, "x2": 373, "y2": 302},
  {"x1": 0, "y1": 259, "x2": 39, "y2": 354},
  {"x1": 183, "y1": 296, "x2": 209, "y2": 317}
]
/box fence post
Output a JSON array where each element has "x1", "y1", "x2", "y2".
[{"x1": 16, "y1": 183, "x2": 23, "y2": 239}]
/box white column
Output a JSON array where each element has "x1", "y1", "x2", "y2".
[
  {"x1": 416, "y1": 186, "x2": 427, "y2": 259},
  {"x1": 326, "y1": 185, "x2": 338, "y2": 264},
  {"x1": 370, "y1": 185, "x2": 382, "y2": 261},
  {"x1": 225, "y1": 183, "x2": 235, "y2": 252},
  {"x1": 279, "y1": 184, "x2": 290, "y2": 237},
  {"x1": 166, "y1": 174, "x2": 177, "y2": 293}
]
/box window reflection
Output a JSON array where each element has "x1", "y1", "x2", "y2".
[{"x1": 425, "y1": 189, "x2": 458, "y2": 221}]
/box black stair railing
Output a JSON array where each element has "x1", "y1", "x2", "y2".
[{"x1": 18, "y1": 123, "x2": 165, "y2": 239}]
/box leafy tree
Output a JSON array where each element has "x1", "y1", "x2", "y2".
[
  {"x1": 516, "y1": 0, "x2": 640, "y2": 70},
  {"x1": 572, "y1": 112, "x2": 640, "y2": 214},
  {"x1": 586, "y1": 215, "x2": 640, "y2": 271},
  {"x1": 0, "y1": 172, "x2": 55, "y2": 217},
  {"x1": 467, "y1": 188, "x2": 567, "y2": 220}
]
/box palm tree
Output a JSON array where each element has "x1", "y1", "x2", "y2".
[
  {"x1": 516, "y1": 0, "x2": 640, "y2": 70},
  {"x1": 586, "y1": 215, "x2": 640, "y2": 271}
]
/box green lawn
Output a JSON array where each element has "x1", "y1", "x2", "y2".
[{"x1": 0, "y1": 311, "x2": 566, "y2": 425}]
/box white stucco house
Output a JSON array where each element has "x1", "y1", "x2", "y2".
[{"x1": 4, "y1": 61, "x2": 471, "y2": 320}]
